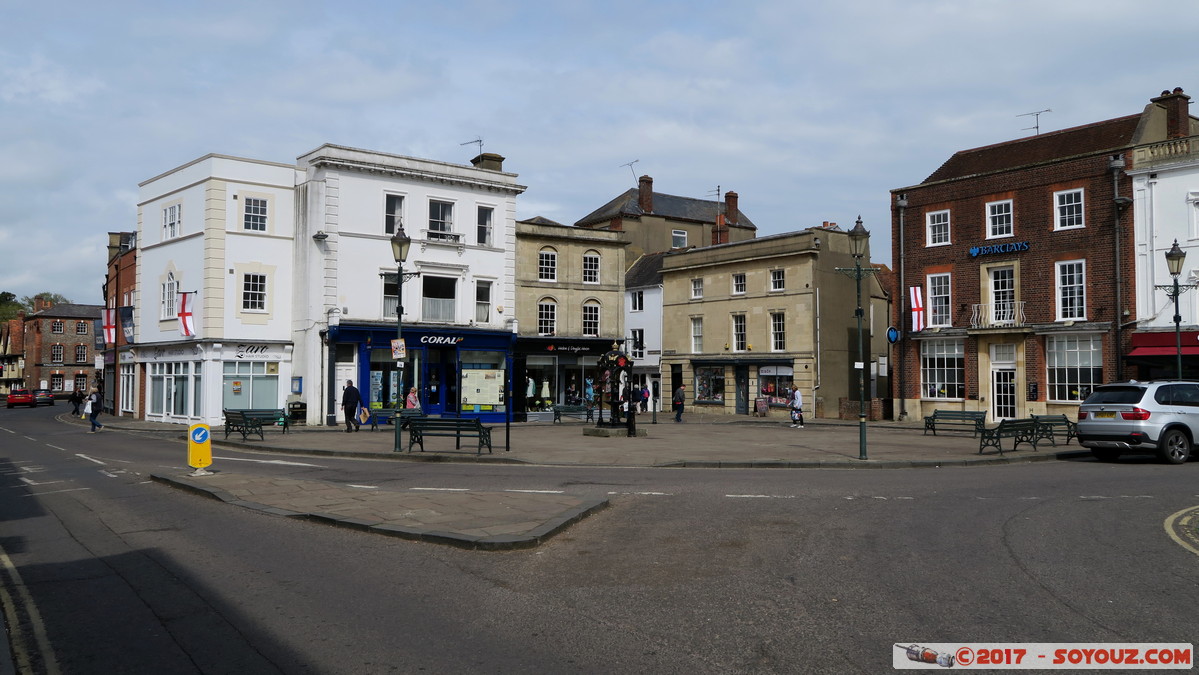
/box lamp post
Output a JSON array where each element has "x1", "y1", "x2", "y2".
[
  {"x1": 390, "y1": 227, "x2": 420, "y2": 453},
  {"x1": 836, "y1": 217, "x2": 878, "y2": 460},
  {"x1": 1156, "y1": 239, "x2": 1196, "y2": 379}
]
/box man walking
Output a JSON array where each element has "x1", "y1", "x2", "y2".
[
  {"x1": 789, "y1": 383, "x2": 804, "y2": 429},
  {"x1": 341, "y1": 379, "x2": 362, "y2": 433},
  {"x1": 672, "y1": 384, "x2": 685, "y2": 423}
]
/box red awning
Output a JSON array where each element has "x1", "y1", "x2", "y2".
[{"x1": 1126, "y1": 346, "x2": 1199, "y2": 357}]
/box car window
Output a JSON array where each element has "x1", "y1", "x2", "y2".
[{"x1": 1083, "y1": 386, "x2": 1146, "y2": 405}]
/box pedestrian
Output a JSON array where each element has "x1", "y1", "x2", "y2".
[
  {"x1": 68, "y1": 389, "x2": 84, "y2": 416},
  {"x1": 85, "y1": 387, "x2": 104, "y2": 433},
  {"x1": 789, "y1": 382, "x2": 805, "y2": 429},
  {"x1": 405, "y1": 386, "x2": 420, "y2": 410},
  {"x1": 672, "y1": 384, "x2": 685, "y2": 423},
  {"x1": 341, "y1": 379, "x2": 362, "y2": 433},
  {"x1": 641, "y1": 385, "x2": 650, "y2": 413}
]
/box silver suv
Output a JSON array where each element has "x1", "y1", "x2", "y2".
[{"x1": 1077, "y1": 380, "x2": 1199, "y2": 464}]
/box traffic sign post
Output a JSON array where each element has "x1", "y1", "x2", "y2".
[{"x1": 187, "y1": 423, "x2": 213, "y2": 476}]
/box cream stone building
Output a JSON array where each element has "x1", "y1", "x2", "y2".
[
  {"x1": 659, "y1": 226, "x2": 890, "y2": 420},
  {"x1": 513, "y1": 217, "x2": 628, "y2": 420}
]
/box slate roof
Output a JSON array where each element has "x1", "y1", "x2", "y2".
[
  {"x1": 574, "y1": 188, "x2": 757, "y2": 231},
  {"x1": 624, "y1": 251, "x2": 669, "y2": 289},
  {"x1": 28, "y1": 303, "x2": 103, "y2": 319},
  {"x1": 518, "y1": 216, "x2": 566, "y2": 227},
  {"x1": 923, "y1": 114, "x2": 1142, "y2": 184}
]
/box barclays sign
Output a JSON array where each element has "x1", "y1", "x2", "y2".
[{"x1": 970, "y1": 241, "x2": 1030, "y2": 257}]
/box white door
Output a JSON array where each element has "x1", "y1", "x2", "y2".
[{"x1": 990, "y1": 344, "x2": 1017, "y2": 420}]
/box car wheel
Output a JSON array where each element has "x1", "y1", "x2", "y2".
[
  {"x1": 1091, "y1": 448, "x2": 1121, "y2": 462},
  {"x1": 1157, "y1": 429, "x2": 1191, "y2": 465}
]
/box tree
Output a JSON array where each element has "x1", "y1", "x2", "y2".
[
  {"x1": 20, "y1": 292, "x2": 72, "y2": 311},
  {"x1": 0, "y1": 292, "x2": 21, "y2": 322}
]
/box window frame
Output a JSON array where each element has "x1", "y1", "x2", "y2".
[
  {"x1": 694, "y1": 366, "x2": 725, "y2": 403},
  {"x1": 160, "y1": 276, "x2": 178, "y2": 320},
  {"x1": 581, "y1": 301, "x2": 600, "y2": 337},
  {"x1": 1056, "y1": 259, "x2": 1086, "y2": 321},
  {"x1": 1046, "y1": 334, "x2": 1102, "y2": 402},
  {"x1": 476, "y1": 205, "x2": 493, "y2": 246},
  {"x1": 630, "y1": 290, "x2": 644, "y2": 312},
  {"x1": 428, "y1": 200, "x2": 455, "y2": 240},
  {"x1": 384, "y1": 193, "x2": 404, "y2": 235},
  {"x1": 582, "y1": 251, "x2": 600, "y2": 284},
  {"x1": 243, "y1": 196, "x2": 268, "y2": 232},
  {"x1": 690, "y1": 317, "x2": 703, "y2": 354},
  {"x1": 732, "y1": 273, "x2": 746, "y2": 295},
  {"x1": 732, "y1": 314, "x2": 747, "y2": 351},
  {"x1": 242, "y1": 273, "x2": 267, "y2": 312},
  {"x1": 770, "y1": 312, "x2": 785, "y2": 351},
  {"x1": 630, "y1": 328, "x2": 645, "y2": 359},
  {"x1": 1053, "y1": 188, "x2": 1085, "y2": 231},
  {"x1": 770, "y1": 269, "x2": 785, "y2": 292},
  {"x1": 691, "y1": 278, "x2": 703, "y2": 299},
  {"x1": 475, "y1": 280, "x2": 492, "y2": 323},
  {"x1": 538, "y1": 248, "x2": 557, "y2": 282},
  {"x1": 672, "y1": 230, "x2": 687, "y2": 249},
  {"x1": 986, "y1": 199, "x2": 1013, "y2": 239},
  {"x1": 926, "y1": 210, "x2": 950, "y2": 247},
  {"x1": 537, "y1": 299, "x2": 557, "y2": 336},
  {"x1": 51, "y1": 344, "x2": 64, "y2": 363},
  {"x1": 51, "y1": 320, "x2": 64, "y2": 334},
  {"x1": 920, "y1": 338, "x2": 965, "y2": 400},
  {"x1": 75, "y1": 344, "x2": 88, "y2": 363},
  {"x1": 927, "y1": 273, "x2": 952, "y2": 327},
  {"x1": 162, "y1": 202, "x2": 181, "y2": 241},
  {"x1": 76, "y1": 321, "x2": 88, "y2": 335}
]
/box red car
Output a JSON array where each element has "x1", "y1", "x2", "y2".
[{"x1": 6, "y1": 388, "x2": 34, "y2": 408}]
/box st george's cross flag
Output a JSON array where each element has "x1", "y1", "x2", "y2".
[
  {"x1": 102, "y1": 308, "x2": 117, "y2": 345},
  {"x1": 177, "y1": 291, "x2": 197, "y2": 337},
  {"x1": 909, "y1": 286, "x2": 925, "y2": 333}
]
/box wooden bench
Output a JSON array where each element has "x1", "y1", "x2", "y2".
[
  {"x1": 222, "y1": 408, "x2": 289, "y2": 441},
  {"x1": 924, "y1": 409, "x2": 987, "y2": 437},
  {"x1": 1031, "y1": 414, "x2": 1078, "y2": 446},
  {"x1": 408, "y1": 417, "x2": 493, "y2": 454},
  {"x1": 241, "y1": 409, "x2": 289, "y2": 433},
  {"x1": 978, "y1": 418, "x2": 1041, "y2": 455},
  {"x1": 368, "y1": 408, "x2": 426, "y2": 430},
  {"x1": 552, "y1": 404, "x2": 594, "y2": 424}
]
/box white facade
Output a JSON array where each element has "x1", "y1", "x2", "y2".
[
  {"x1": 625, "y1": 282, "x2": 663, "y2": 408},
  {"x1": 135, "y1": 155, "x2": 300, "y2": 425},
  {"x1": 1130, "y1": 153, "x2": 1199, "y2": 329}
]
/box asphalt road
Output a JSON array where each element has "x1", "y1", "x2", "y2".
[{"x1": 2, "y1": 405, "x2": 1197, "y2": 673}]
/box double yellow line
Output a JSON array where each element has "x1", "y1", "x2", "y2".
[
  {"x1": 0, "y1": 545, "x2": 60, "y2": 674},
  {"x1": 1164, "y1": 506, "x2": 1199, "y2": 557}
]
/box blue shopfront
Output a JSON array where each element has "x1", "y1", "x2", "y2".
[{"x1": 327, "y1": 324, "x2": 514, "y2": 424}]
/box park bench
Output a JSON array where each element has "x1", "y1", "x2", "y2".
[
  {"x1": 552, "y1": 404, "x2": 594, "y2": 424},
  {"x1": 407, "y1": 417, "x2": 493, "y2": 455},
  {"x1": 366, "y1": 408, "x2": 427, "y2": 430},
  {"x1": 1030, "y1": 414, "x2": 1078, "y2": 446},
  {"x1": 978, "y1": 418, "x2": 1041, "y2": 455},
  {"x1": 923, "y1": 409, "x2": 987, "y2": 437},
  {"x1": 221, "y1": 408, "x2": 288, "y2": 441}
]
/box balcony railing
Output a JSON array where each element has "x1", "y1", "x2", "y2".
[
  {"x1": 970, "y1": 302, "x2": 1026, "y2": 328},
  {"x1": 1133, "y1": 136, "x2": 1198, "y2": 168}
]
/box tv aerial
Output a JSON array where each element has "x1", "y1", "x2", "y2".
[{"x1": 1017, "y1": 109, "x2": 1052, "y2": 135}]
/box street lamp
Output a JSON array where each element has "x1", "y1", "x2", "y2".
[
  {"x1": 1156, "y1": 239, "x2": 1196, "y2": 379},
  {"x1": 390, "y1": 227, "x2": 420, "y2": 453},
  {"x1": 836, "y1": 217, "x2": 878, "y2": 460}
]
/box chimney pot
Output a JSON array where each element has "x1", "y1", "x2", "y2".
[
  {"x1": 638, "y1": 175, "x2": 653, "y2": 213},
  {"x1": 1151, "y1": 87, "x2": 1192, "y2": 139},
  {"x1": 470, "y1": 153, "x2": 505, "y2": 171}
]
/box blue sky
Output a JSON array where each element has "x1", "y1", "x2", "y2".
[{"x1": 2, "y1": 0, "x2": 1197, "y2": 303}]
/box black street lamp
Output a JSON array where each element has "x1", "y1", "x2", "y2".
[
  {"x1": 390, "y1": 227, "x2": 420, "y2": 453},
  {"x1": 1156, "y1": 239, "x2": 1196, "y2": 379},
  {"x1": 836, "y1": 217, "x2": 878, "y2": 461}
]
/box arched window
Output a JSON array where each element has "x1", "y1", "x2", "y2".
[
  {"x1": 582, "y1": 300, "x2": 600, "y2": 337},
  {"x1": 537, "y1": 298, "x2": 557, "y2": 336},
  {"x1": 582, "y1": 250, "x2": 600, "y2": 284},
  {"x1": 538, "y1": 247, "x2": 557, "y2": 281}
]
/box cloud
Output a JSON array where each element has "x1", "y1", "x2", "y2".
[{"x1": 0, "y1": 53, "x2": 104, "y2": 105}]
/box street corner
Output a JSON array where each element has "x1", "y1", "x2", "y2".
[{"x1": 1164, "y1": 505, "x2": 1199, "y2": 558}]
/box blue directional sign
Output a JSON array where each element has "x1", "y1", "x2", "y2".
[{"x1": 188, "y1": 423, "x2": 213, "y2": 469}]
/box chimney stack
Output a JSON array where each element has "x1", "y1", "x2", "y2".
[
  {"x1": 638, "y1": 175, "x2": 654, "y2": 213},
  {"x1": 724, "y1": 191, "x2": 739, "y2": 226},
  {"x1": 470, "y1": 153, "x2": 505, "y2": 171},
  {"x1": 1151, "y1": 87, "x2": 1192, "y2": 140}
]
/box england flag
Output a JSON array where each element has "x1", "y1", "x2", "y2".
[
  {"x1": 177, "y1": 291, "x2": 197, "y2": 337},
  {"x1": 909, "y1": 286, "x2": 925, "y2": 333}
]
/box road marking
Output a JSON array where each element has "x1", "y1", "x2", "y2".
[
  {"x1": 213, "y1": 456, "x2": 325, "y2": 467},
  {"x1": 46, "y1": 444, "x2": 69, "y2": 452},
  {"x1": 607, "y1": 491, "x2": 673, "y2": 496},
  {"x1": 100, "y1": 470, "x2": 120, "y2": 478},
  {"x1": 1164, "y1": 506, "x2": 1199, "y2": 558},
  {"x1": 409, "y1": 487, "x2": 470, "y2": 492},
  {"x1": 22, "y1": 488, "x2": 90, "y2": 496},
  {"x1": 75, "y1": 454, "x2": 106, "y2": 465},
  {"x1": 505, "y1": 489, "x2": 564, "y2": 494},
  {"x1": 23, "y1": 436, "x2": 36, "y2": 441},
  {"x1": 0, "y1": 542, "x2": 60, "y2": 673},
  {"x1": 18, "y1": 477, "x2": 62, "y2": 487},
  {"x1": 348, "y1": 484, "x2": 378, "y2": 489},
  {"x1": 727, "y1": 494, "x2": 796, "y2": 499}
]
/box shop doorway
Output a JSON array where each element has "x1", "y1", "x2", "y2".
[
  {"x1": 990, "y1": 343, "x2": 1017, "y2": 420},
  {"x1": 735, "y1": 365, "x2": 749, "y2": 415},
  {"x1": 424, "y1": 348, "x2": 458, "y2": 416}
]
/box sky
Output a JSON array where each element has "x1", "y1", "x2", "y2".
[{"x1": 2, "y1": 0, "x2": 1197, "y2": 304}]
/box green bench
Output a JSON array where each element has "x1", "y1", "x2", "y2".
[
  {"x1": 1031, "y1": 414, "x2": 1078, "y2": 446},
  {"x1": 978, "y1": 418, "x2": 1041, "y2": 455},
  {"x1": 223, "y1": 408, "x2": 288, "y2": 441},
  {"x1": 552, "y1": 404, "x2": 594, "y2": 424},
  {"x1": 407, "y1": 417, "x2": 493, "y2": 455},
  {"x1": 924, "y1": 409, "x2": 987, "y2": 437}
]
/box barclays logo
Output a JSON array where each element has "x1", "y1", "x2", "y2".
[{"x1": 970, "y1": 241, "x2": 1030, "y2": 257}]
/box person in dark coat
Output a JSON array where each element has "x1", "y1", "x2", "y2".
[
  {"x1": 341, "y1": 379, "x2": 362, "y2": 432},
  {"x1": 68, "y1": 389, "x2": 85, "y2": 415}
]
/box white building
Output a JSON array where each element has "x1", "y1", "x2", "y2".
[
  {"x1": 625, "y1": 252, "x2": 667, "y2": 410},
  {"x1": 135, "y1": 154, "x2": 300, "y2": 425},
  {"x1": 132, "y1": 146, "x2": 526, "y2": 427}
]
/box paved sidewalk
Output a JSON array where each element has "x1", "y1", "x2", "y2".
[{"x1": 62, "y1": 411, "x2": 1089, "y2": 549}]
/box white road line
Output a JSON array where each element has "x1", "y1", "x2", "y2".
[
  {"x1": 505, "y1": 489, "x2": 564, "y2": 494},
  {"x1": 23, "y1": 436, "x2": 36, "y2": 441},
  {"x1": 0, "y1": 427, "x2": 14, "y2": 433},
  {"x1": 18, "y1": 477, "x2": 62, "y2": 487},
  {"x1": 46, "y1": 445, "x2": 69, "y2": 452},
  {"x1": 213, "y1": 456, "x2": 325, "y2": 467},
  {"x1": 99, "y1": 470, "x2": 119, "y2": 478},
  {"x1": 347, "y1": 484, "x2": 379, "y2": 489},
  {"x1": 607, "y1": 491, "x2": 674, "y2": 496},
  {"x1": 75, "y1": 454, "x2": 106, "y2": 465},
  {"x1": 409, "y1": 487, "x2": 470, "y2": 492},
  {"x1": 727, "y1": 494, "x2": 796, "y2": 499},
  {"x1": 23, "y1": 488, "x2": 90, "y2": 496}
]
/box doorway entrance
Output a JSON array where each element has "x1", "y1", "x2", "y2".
[{"x1": 990, "y1": 343, "x2": 1017, "y2": 420}]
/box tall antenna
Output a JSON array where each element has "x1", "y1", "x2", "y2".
[
  {"x1": 460, "y1": 137, "x2": 483, "y2": 155},
  {"x1": 706, "y1": 185, "x2": 722, "y2": 221},
  {"x1": 620, "y1": 159, "x2": 639, "y2": 184},
  {"x1": 1017, "y1": 109, "x2": 1052, "y2": 135}
]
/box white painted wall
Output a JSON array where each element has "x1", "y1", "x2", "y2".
[{"x1": 1131, "y1": 160, "x2": 1199, "y2": 329}]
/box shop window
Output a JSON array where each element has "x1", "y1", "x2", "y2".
[
  {"x1": 525, "y1": 356, "x2": 557, "y2": 412},
  {"x1": 695, "y1": 366, "x2": 725, "y2": 403},
  {"x1": 1046, "y1": 335, "x2": 1102, "y2": 402},
  {"x1": 920, "y1": 338, "x2": 964, "y2": 399},
  {"x1": 758, "y1": 366, "x2": 795, "y2": 407},
  {"x1": 222, "y1": 361, "x2": 278, "y2": 410}
]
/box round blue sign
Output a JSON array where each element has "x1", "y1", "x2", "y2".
[
  {"x1": 191, "y1": 427, "x2": 210, "y2": 443},
  {"x1": 886, "y1": 326, "x2": 900, "y2": 344}
]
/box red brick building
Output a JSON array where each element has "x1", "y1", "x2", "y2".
[
  {"x1": 0, "y1": 313, "x2": 26, "y2": 394},
  {"x1": 889, "y1": 88, "x2": 1195, "y2": 422},
  {"x1": 23, "y1": 299, "x2": 103, "y2": 395},
  {"x1": 102, "y1": 231, "x2": 138, "y2": 417}
]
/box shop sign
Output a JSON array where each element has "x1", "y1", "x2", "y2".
[
  {"x1": 969, "y1": 241, "x2": 1030, "y2": 257},
  {"x1": 420, "y1": 335, "x2": 466, "y2": 345},
  {"x1": 759, "y1": 366, "x2": 794, "y2": 376}
]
